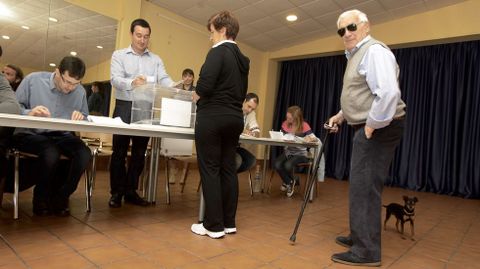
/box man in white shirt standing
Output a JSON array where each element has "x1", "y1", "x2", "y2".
[{"x1": 109, "y1": 18, "x2": 176, "y2": 208}]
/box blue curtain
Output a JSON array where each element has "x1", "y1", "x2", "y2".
[{"x1": 274, "y1": 40, "x2": 480, "y2": 198}]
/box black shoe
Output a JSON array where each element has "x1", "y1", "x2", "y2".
[
  {"x1": 51, "y1": 196, "x2": 70, "y2": 217},
  {"x1": 109, "y1": 193, "x2": 123, "y2": 208},
  {"x1": 33, "y1": 201, "x2": 51, "y2": 216},
  {"x1": 331, "y1": 251, "x2": 381, "y2": 267},
  {"x1": 53, "y1": 206, "x2": 70, "y2": 217},
  {"x1": 124, "y1": 191, "x2": 149, "y2": 207},
  {"x1": 335, "y1": 235, "x2": 353, "y2": 248}
]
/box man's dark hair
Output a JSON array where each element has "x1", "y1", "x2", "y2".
[
  {"x1": 182, "y1": 68, "x2": 194, "y2": 77},
  {"x1": 58, "y1": 56, "x2": 86, "y2": 80},
  {"x1": 245, "y1": 92, "x2": 259, "y2": 104},
  {"x1": 207, "y1": 11, "x2": 239, "y2": 40},
  {"x1": 130, "y1": 18, "x2": 151, "y2": 34},
  {"x1": 92, "y1": 81, "x2": 101, "y2": 87},
  {"x1": 0, "y1": 45, "x2": 2, "y2": 57}
]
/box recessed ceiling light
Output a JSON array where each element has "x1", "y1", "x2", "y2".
[
  {"x1": 2, "y1": 35, "x2": 10, "y2": 40},
  {"x1": 96, "y1": 45, "x2": 103, "y2": 49},
  {"x1": 0, "y1": 3, "x2": 14, "y2": 17},
  {"x1": 21, "y1": 25, "x2": 30, "y2": 30},
  {"x1": 70, "y1": 51, "x2": 77, "y2": 56},
  {"x1": 49, "y1": 63, "x2": 56, "y2": 67},
  {"x1": 48, "y1": 17, "x2": 58, "y2": 22},
  {"x1": 286, "y1": 14, "x2": 298, "y2": 22}
]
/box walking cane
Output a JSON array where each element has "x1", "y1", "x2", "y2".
[{"x1": 290, "y1": 124, "x2": 332, "y2": 244}]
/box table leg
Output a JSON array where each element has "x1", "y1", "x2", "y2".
[
  {"x1": 146, "y1": 137, "x2": 161, "y2": 204},
  {"x1": 261, "y1": 145, "x2": 269, "y2": 192},
  {"x1": 164, "y1": 156, "x2": 171, "y2": 205}
]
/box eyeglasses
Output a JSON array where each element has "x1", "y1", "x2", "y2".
[
  {"x1": 337, "y1": 22, "x2": 364, "y2": 37},
  {"x1": 60, "y1": 73, "x2": 81, "y2": 87}
]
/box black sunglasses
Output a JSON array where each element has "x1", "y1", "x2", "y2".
[{"x1": 337, "y1": 23, "x2": 360, "y2": 37}]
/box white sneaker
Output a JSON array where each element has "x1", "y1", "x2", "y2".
[
  {"x1": 191, "y1": 223, "x2": 225, "y2": 239},
  {"x1": 225, "y1": 227, "x2": 237, "y2": 234},
  {"x1": 280, "y1": 183, "x2": 288, "y2": 192},
  {"x1": 286, "y1": 184, "x2": 295, "y2": 198}
]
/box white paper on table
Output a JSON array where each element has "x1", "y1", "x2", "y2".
[
  {"x1": 269, "y1": 131, "x2": 284, "y2": 140},
  {"x1": 87, "y1": 115, "x2": 126, "y2": 125},
  {"x1": 240, "y1": 133, "x2": 254, "y2": 139},
  {"x1": 160, "y1": 97, "x2": 191, "y2": 127}
]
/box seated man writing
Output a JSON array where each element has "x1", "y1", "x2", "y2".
[
  {"x1": 13, "y1": 56, "x2": 91, "y2": 216},
  {"x1": 237, "y1": 93, "x2": 260, "y2": 173}
]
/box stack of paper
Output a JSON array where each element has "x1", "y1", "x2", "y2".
[{"x1": 87, "y1": 115, "x2": 126, "y2": 125}]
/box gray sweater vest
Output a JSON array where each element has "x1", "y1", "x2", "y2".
[{"x1": 340, "y1": 38, "x2": 406, "y2": 125}]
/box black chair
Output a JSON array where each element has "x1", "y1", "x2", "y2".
[{"x1": 0, "y1": 147, "x2": 96, "y2": 219}]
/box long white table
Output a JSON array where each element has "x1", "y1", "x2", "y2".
[
  {"x1": 0, "y1": 113, "x2": 194, "y2": 205},
  {"x1": 0, "y1": 113, "x2": 195, "y2": 139},
  {"x1": 237, "y1": 135, "x2": 319, "y2": 193},
  {"x1": 0, "y1": 113, "x2": 319, "y2": 206}
]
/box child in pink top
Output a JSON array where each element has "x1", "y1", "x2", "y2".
[{"x1": 274, "y1": 106, "x2": 317, "y2": 197}]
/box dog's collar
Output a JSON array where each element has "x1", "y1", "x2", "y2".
[{"x1": 403, "y1": 208, "x2": 415, "y2": 216}]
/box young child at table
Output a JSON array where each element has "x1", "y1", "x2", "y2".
[{"x1": 274, "y1": 105, "x2": 317, "y2": 197}]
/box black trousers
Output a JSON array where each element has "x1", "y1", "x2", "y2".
[
  {"x1": 12, "y1": 132, "x2": 91, "y2": 202},
  {"x1": 349, "y1": 119, "x2": 404, "y2": 260},
  {"x1": 110, "y1": 100, "x2": 149, "y2": 195},
  {"x1": 195, "y1": 114, "x2": 243, "y2": 232},
  {"x1": 0, "y1": 128, "x2": 15, "y2": 181},
  {"x1": 236, "y1": 147, "x2": 256, "y2": 173},
  {"x1": 0, "y1": 138, "x2": 8, "y2": 181}
]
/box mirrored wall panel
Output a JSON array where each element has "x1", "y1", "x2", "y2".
[{"x1": 0, "y1": 0, "x2": 117, "y2": 72}]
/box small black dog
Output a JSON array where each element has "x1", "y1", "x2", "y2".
[{"x1": 383, "y1": 195, "x2": 418, "y2": 240}]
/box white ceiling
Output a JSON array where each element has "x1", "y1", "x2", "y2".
[
  {"x1": 150, "y1": 0, "x2": 467, "y2": 51},
  {"x1": 0, "y1": 0, "x2": 117, "y2": 71},
  {"x1": 0, "y1": 0, "x2": 467, "y2": 72}
]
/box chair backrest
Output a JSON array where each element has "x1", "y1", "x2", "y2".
[
  {"x1": 160, "y1": 138, "x2": 194, "y2": 157},
  {"x1": 79, "y1": 132, "x2": 112, "y2": 149}
]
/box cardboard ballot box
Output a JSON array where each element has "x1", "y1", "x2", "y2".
[{"x1": 130, "y1": 84, "x2": 196, "y2": 128}]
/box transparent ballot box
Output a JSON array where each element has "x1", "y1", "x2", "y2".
[{"x1": 130, "y1": 84, "x2": 196, "y2": 128}]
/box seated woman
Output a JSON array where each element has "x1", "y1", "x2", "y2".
[{"x1": 274, "y1": 105, "x2": 317, "y2": 197}]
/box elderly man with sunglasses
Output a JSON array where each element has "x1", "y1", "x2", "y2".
[
  {"x1": 327, "y1": 10, "x2": 406, "y2": 267},
  {"x1": 13, "y1": 56, "x2": 91, "y2": 217}
]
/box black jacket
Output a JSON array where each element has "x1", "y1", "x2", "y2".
[{"x1": 195, "y1": 42, "x2": 250, "y2": 117}]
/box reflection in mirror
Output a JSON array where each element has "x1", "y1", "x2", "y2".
[
  {"x1": 84, "y1": 81, "x2": 111, "y2": 117},
  {"x1": 1, "y1": 0, "x2": 50, "y2": 73},
  {"x1": 1, "y1": 0, "x2": 116, "y2": 72},
  {"x1": 0, "y1": 0, "x2": 117, "y2": 115}
]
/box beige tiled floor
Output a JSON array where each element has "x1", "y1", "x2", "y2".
[{"x1": 1, "y1": 167, "x2": 479, "y2": 268}]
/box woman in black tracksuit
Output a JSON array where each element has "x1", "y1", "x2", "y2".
[{"x1": 191, "y1": 11, "x2": 250, "y2": 239}]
